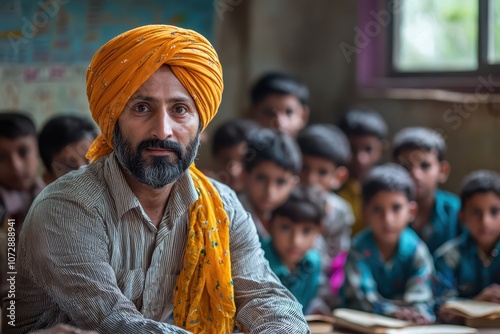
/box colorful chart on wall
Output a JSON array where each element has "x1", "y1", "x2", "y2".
[
  {"x1": 0, "y1": 0, "x2": 215, "y2": 64},
  {"x1": 0, "y1": 0, "x2": 215, "y2": 126}
]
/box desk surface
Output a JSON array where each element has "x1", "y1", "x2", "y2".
[{"x1": 311, "y1": 325, "x2": 500, "y2": 334}]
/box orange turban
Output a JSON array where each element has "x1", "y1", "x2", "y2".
[
  {"x1": 86, "y1": 24, "x2": 223, "y2": 162},
  {"x1": 85, "y1": 25, "x2": 240, "y2": 334}
]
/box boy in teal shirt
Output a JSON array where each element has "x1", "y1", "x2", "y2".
[
  {"x1": 393, "y1": 127, "x2": 461, "y2": 254},
  {"x1": 434, "y1": 170, "x2": 500, "y2": 323},
  {"x1": 341, "y1": 163, "x2": 435, "y2": 324},
  {"x1": 262, "y1": 185, "x2": 324, "y2": 313}
]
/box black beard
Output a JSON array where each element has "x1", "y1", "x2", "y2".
[{"x1": 113, "y1": 125, "x2": 200, "y2": 189}]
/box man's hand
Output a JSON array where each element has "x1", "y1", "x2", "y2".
[
  {"x1": 392, "y1": 307, "x2": 431, "y2": 325},
  {"x1": 29, "y1": 324, "x2": 99, "y2": 334},
  {"x1": 474, "y1": 283, "x2": 500, "y2": 303}
]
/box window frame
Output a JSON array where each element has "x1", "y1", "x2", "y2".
[{"x1": 357, "y1": 0, "x2": 500, "y2": 94}]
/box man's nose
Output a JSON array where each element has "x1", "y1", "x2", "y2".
[{"x1": 151, "y1": 111, "x2": 174, "y2": 140}]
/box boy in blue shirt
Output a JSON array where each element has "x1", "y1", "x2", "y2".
[
  {"x1": 341, "y1": 163, "x2": 435, "y2": 324},
  {"x1": 393, "y1": 127, "x2": 461, "y2": 254},
  {"x1": 434, "y1": 170, "x2": 500, "y2": 323},
  {"x1": 238, "y1": 129, "x2": 301, "y2": 239},
  {"x1": 262, "y1": 185, "x2": 324, "y2": 313},
  {"x1": 296, "y1": 124, "x2": 354, "y2": 311}
]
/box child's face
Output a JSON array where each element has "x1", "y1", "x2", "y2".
[
  {"x1": 395, "y1": 149, "x2": 447, "y2": 201},
  {"x1": 300, "y1": 155, "x2": 346, "y2": 192},
  {"x1": 270, "y1": 215, "x2": 320, "y2": 267},
  {"x1": 0, "y1": 136, "x2": 39, "y2": 191},
  {"x1": 47, "y1": 137, "x2": 93, "y2": 182},
  {"x1": 348, "y1": 135, "x2": 385, "y2": 181},
  {"x1": 460, "y1": 192, "x2": 500, "y2": 250},
  {"x1": 364, "y1": 190, "x2": 417, "y2": 245},
  {"x1": 253, "y1": 94, "x2": 309, "y2": 138},
  {"x1": 214, "y1": 143, "x2": 247, "y2": 193},
  {"x1": 245, "y1": 161, "x2": 298, "y2": 215}
]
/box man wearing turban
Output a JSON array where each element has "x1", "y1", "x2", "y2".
[{"x1": 2, "y1": 25, "x2": 308, "y2": 334}]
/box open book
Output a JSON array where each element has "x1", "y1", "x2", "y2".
[
  {"x1": 443, "y1": 300, "x2": 500, "y2": 327},
  {"x1": 333, "y1": 308, "x2": 477, "y2": 334}
]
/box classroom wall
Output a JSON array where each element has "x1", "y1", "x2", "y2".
[
  {"x1": 212, "y1": 0, "x2": 500, "y2": 193},
  {"x1": 1, "y1": 0, "x2": 498, "y2": 192}
]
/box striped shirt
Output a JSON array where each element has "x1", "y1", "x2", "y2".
[{"x1": 2, "y1": 153, "x2": 308, "y2": 333}]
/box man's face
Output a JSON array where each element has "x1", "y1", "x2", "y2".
[
  {"x1": 0, "y1": 136, "x2": 39, "y2": 191},
  {"x1": 348, "y1": 135, "x2": 385, "y2": 182},
  {"x1": 460, "y1": 192, "x2": 500, "y2": 252},
  {"x1": 364, "y1": 190, "x2": 416, "y2": 246},
  {"x1": 245, "y1": 161, "x2": 298, "y2": 215},
  {"x1": 395, "y1": 149, "x2": 445, "y2": 201},
  {"x1": 270, "y1": 215, "x2": 320, "y2": 268},
  {"x1": 114, "y1": 65, "x2": 200, "y2": 189},
  {"x1": 253, "y1": 94, "x2": 308, "y2": 138}
]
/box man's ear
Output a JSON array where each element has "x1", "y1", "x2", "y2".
[
  {"x1": 408, "y1": 200, "x2": 418, "y2": 222},
  {"x1": 330, "y1": 166, "x2": 349, "y2": 190},
  {"x1": 438, "y1": 160, "x2": 451, "y2": 183}
]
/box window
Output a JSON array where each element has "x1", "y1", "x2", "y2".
[{"x1": 355, "y1": 0, "x2": 500, "y2": 94}]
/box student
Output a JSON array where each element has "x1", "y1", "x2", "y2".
[
  {"x1": 338, "y1": 107, "x2": 388, "y2": 235},
  {"x1": 296, "y1": 124, "x2": 354, "y2": 309},
  {"x1": 341, "y1": 163, "x2": 435, "y2": 325},
  {"x1": 262, "y1": 185, "x2": 324, "y2": 314},
  {"x1": 38, "y1": 115, "x2": 97, "y2": 184},
  {"x1": 0, "y1": 112, "x2": 44, "y2": 228},
  {"x1": 238, "y1": 128, "x2": 301, "y2": 239},
  {"x1": 392, "y1": 127, "x2": 461, "y2": 254},
  {"x1": 250, "y1": 72, "x2": 309, "y2": 137},
  {"x1": 434, "y1": 170, "x2": 500, "y2": 324},
  {"x1": 211, "y1": 118, "x2": 260, "y2": 193},
  {"x1": 0, "y1": 112, "x2": 44, "y2": 299}
]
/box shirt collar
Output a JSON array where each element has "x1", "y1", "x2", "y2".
[{"x1": 104, "y1": 153, "x2": 142, "y2": 219}]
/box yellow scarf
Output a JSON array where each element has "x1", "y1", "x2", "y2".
[{"x1": 173, "y1": 166, "x2": 238, "y2": 333}]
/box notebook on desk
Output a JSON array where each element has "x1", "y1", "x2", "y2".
[
  {"x1": 333, "y1": 308, "x2": 477, "y2": 334},
  {"x1": 443, "y1": 300, "x2": 500, "y2": 328}
]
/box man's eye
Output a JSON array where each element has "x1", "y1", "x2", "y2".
[
  {"x1": 134, "y1": 104, "x2": 150, "y2": 113},
  {"x1": 364, "y1": 146, "x2": 373, "y2": 153},
  {"x1": 285, "y1": 108, "x2": 294, "y2": 116},
  {"x1": 174, "y1": 106, "x2": 188, "y2": 114}
]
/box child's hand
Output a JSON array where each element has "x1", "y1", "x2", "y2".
[
  {"x1": 392, "y1": 307, "x2": 431, "y2": 325},
  {"x1": 474, "y1": 283, "x2": 500, "y2": 303},
  {"x1": 438, "y1": 307, "x2": 464, "y2": 324}
]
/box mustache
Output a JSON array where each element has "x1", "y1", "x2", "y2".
[{"x1": 137, "y1": 139, "x2": 182, "y2": 158}]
